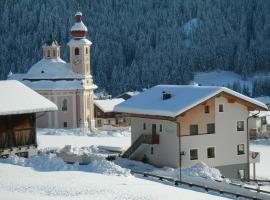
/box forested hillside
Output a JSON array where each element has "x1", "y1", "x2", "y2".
[{"x1": 1, "y1": 0, "x2": 270, "y2": 96}]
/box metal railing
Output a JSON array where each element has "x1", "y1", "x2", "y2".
[{"x1": 131, "y1": 170, "x2": 270, "y2": 200}]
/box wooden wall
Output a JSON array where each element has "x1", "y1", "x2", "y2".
[{"x1": 0, "y1": 113, "x2": 36, "y2": 149}]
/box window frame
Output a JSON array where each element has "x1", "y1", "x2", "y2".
[
  {"x1": 237, "y1": 144, "x2": 245, "y2": 155},
  {"x1": 207, "y1": 147, "x2": 215, "y2": 158},
  {"x1": 237, "y1": 121, "x2": 245, "y2": 131},
  {"x1": 143, "y1": 123, "x2": 146, "y2": 130},
  {"x1": 75, "y1": 47, "x2": 80, "y2": 55},
  {"x1": 204, "y1": 105, "x2": 210, "y2": 114},
  {"x1": 63, "y1": 122, "x2": 67, "y2": 128},
  {"x1": 207, "y1": 123, "x2": 215, "y2": 134},
  {"x1": 218, "y1": 104, "x2": 224, "y2": 112},
  {"x1": 190, "y1": 124, "x2": 198, "y2": 135},
  {"x1": 190, "y1": 149, "x2": 198, "y2": 160},
  {"x1": 62, "y1": 99, "x2": 68, "y2": 111}
]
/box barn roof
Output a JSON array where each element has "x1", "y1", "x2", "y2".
[{"x1": 0, "y1": 80, "x2": 57, "y2": 115}]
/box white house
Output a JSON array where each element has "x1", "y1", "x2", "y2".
[
  {"x1": 115, "y1": 85, "x2": 267, "y2": 179},
  {"x1": 0, "y1": 80, "x2": 57, "y2": 158},
  {"x1": 9, "y1": 10, "x2": 97, "y2": 131}
]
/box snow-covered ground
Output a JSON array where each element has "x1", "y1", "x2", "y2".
[
  {"x1": 250, "y1": 140, "x2": 270, "y2": 179},
  {"x1": 0, "y1": 128, "x2": 230, "y2": 200}
]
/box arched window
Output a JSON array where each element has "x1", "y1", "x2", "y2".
[
  {"x1": 47, "y1": 50, "x2": 50, "y2": 57},
  {"x1": 75, "y1": 47, "x2": 80, "y2": 55},
  {"x1": 62, "y1": 99, "x2": 67, "y2": 111},
  {"x1": 86, "y1": 47, "x2": 88, "y2": 54}
]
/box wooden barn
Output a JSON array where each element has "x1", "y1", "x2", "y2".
[{"x1": 0, "y1": 80, "x2": 57, "y2": 158}]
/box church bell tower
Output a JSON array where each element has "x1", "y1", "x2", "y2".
[{"x1": 67, "y1": 6, "x2": 97, "y2": 132}]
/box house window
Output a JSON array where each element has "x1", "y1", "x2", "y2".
[
  {"x1": 237, "y1": 144, "x2": 245, "y2": 155},
  {"x1": 62, "y1": 99, "x2": 68, "y2": 111},
  {"x1": 190, "y1": 149, "x2": 198, "y2": 160},
  {"x1": 47, "y1": 50, "x2": 50, "y2": 57},
  {"x1": 205, "y1": 105, "x2": 210, "y2": 113},
  {"x1": 207, "y1": 147, "x2": 215, "y2": 158},
  {"x1": 150, "y1": 147, "x2": 154, "y2": 155},
  {"x1": 97, "y1": 111, "x2": 101, "y2": 116},
  {"x1": 63, "y1": 122, "x2": 67, "y2": 128},
  {"x1": 143, "y1": 123, "x2": 146, "y2": 130},
  {"x1": 86, "y1": 47, "x2": 88, "y2": 54},
  {"x1": 75, "y1": 47, "x2": 80, "y2": 55},
  {"x1": 53, "y1": 50, "x2": 56, "y2": 57},
  {"x1": 219, "y1": 104, "x2": 224, "y2": 112},
  {"x1": 237, "y1": 121, "x2": 244, "y2": 131},
  {"x1": 207, "y1": 123, "x2": 215, "y2": 134},
  {"x1": 97, "y1": 119, "x2": 102, "y2": 127},
  {"x1": 160, "y1": 124, "x2": 162, "y2": 132},
  {"x1": 261, "y1": 117, "x2": 267, "y2": 125},
  {"x1": 108, "y1": 120, "x2": 111, "y2": 124},
  {"x1": 190, "y1": 124, "x2": 198, "y2": 135}
]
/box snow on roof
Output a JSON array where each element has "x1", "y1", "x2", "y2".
[
  {"x1": 115, "y1": 85, "x2": 268, "y2": 117},
  {"x1": 94, "y1": 98, "x2": 125, "y2": 113},
  {"x1": 67, "y1": 39, "x2": 92, "y2": 46},
  {"x1": 71, "y1": 21, "x2": 88, "y2": 32},
  {"x1": 7, "y1": 73, "x2": 25, "y2": 81},
  {"x1": 0, "y1": 80, "x2": 57, "y2": 115},
  {"x1": 75, "y1": 11, "x2": 82, "y2": 16},
  {"x1": 23, "y1": 80, "x2": 97, "y2": 91},
  {"x1": 254, "y1": 96, "x2": 270, "y2": 105},
  {"x1": 24, "y1": 58, "x2": 82, "y2": 80}
]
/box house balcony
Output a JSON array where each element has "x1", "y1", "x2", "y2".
[
  {"x1": 249, "y1": 151, "x2": 260, "y2": 163},
  {"x1": 143, "y1": 134, "x2": 160, "y2": 145}
]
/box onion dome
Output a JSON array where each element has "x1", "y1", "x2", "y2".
[{"x1": 71, "y1": 12, "x2": 88, "y2": 40}]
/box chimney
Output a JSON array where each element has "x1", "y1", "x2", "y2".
[{"x1": 162, "y1": 91, "x2": 172, "y2": 100}]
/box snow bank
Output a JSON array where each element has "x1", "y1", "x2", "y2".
[
  {"x1": 0, "y1": 154, "x2": 130, "y2": 176},
  {"x1": 182, "y1": 162, "x2": 222, "y2": 181},
  {"x1": 38, "y1": 128, "x2": 130, "y2": 137},
  {"x1": 115, "y1": 158, "x2": 222, "y2": 181}
]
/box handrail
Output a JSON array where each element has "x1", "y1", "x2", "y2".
[{"x1": 131, "y1": 170, "x2": 269, "y2": 200}]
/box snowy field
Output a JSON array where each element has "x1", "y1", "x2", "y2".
[{"x1": 0, "y1": 128, "x2": 230, "y2": 200}]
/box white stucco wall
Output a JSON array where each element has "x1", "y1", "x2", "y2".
[{"x1": 130, "y1": 96, "x2": 249, "y2": 170}]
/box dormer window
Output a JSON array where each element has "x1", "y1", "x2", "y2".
[{"x1": 75, "y1": 47, "x2": 80, "y2": 55}]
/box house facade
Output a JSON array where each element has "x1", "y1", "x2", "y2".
[
  {"x1": 115, "y1": 85, "x2": 267, "y2": 179},
  {"x1": 0, "y1": 80, "x2": 57, "y2": 158},
  {"x1": 8, "y1": 11, "x2": 97, "y2": 131}
]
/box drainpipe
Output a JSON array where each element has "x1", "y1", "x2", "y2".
[
  {"x1": 175, "y1": 119, "x2": 182, "y2": 183},
  {"x1": 246, "y1": 110, "x2": 260, "y2": 180},
  {"x1": 178, "y1": 122, "x2": 182, "y2": 183}
]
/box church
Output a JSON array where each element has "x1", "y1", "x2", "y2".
[{"x1": 9, "y1": 10, "x2": 97, "y2": 131}]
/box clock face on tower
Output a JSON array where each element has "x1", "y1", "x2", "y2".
[{"x1": 73, "y1": 55, "x2": 81, "y2": 65}]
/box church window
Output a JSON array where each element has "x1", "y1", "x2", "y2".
[
  {"x1": 62, "y1": 99, "x2": 68, "y2": 111},
  {"x1": 75, "y1": 47, "x2": 80, "y2": 55}
]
